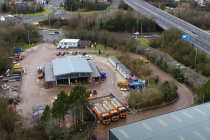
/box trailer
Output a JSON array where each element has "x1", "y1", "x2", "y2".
[
  {"x1": 111, "y1": 98, "x2": 127, "y2": 118},
  {"x1": 102, "y1": 101, "x2": 119, "y2": 121},
  {"x1": 93, "y1": 103, "x2": 111, "y2": 125}
]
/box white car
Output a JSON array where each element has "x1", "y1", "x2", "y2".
[
  {"x1": 61, "y1": 46, "x2": 65, "y2": 49},
  {"x1": 69, "y1": 51, "x2": 72, "y2": 55},
  {"x1": 134, "y1": 32, "x2": 140, "y2": 35},
  {"x1": 49, "y1": 32, "x2": 55, "y2": 35},
  {"x1": 90, "y1": 56, "x2": 93, "y2": 60}
]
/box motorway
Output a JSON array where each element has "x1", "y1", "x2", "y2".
[{"x1": 124, "y1": 0, "x2": 210, "y2": 56}]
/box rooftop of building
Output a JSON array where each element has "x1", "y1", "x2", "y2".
[
  {"x1": 44, "y1": 63, "x2": 56, "y2": 82},
  {"x1": 52, "y1": 57, "x2": 92, "y2": 76},
  {"x1": 59, "y1": 39, "x2": 80, "y2": 43}
]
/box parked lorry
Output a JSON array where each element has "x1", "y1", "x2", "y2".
[
  {"x1": 14, "y1": 55, "x2": 24, "y2": 61},
  {"x1": 102, "y1": 101, "x2": 119, "y2": 121},
  {"x1": 93, "y1": 103, "x2": 111, "y2": 125},
  {"x1": 117, "y1": 81, "x2": 128, "y2": 88},
  {"x1": 110, "y1": 98, "x2": 127, "y2": 118}
]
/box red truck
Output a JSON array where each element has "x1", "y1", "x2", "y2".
[{"x1": 14, "y1": 55, "x2": 24, "y2": 61}]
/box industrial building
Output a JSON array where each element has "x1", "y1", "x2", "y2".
[
  {"x1": 109, "y1": 102, "x2": 210, "y2": 140},
  {"x1": 44, "y1": 58, "x2": 101, "y2": 88},
  {"x1": 58, "y1": 39, "x2": 80, "y2": 48},
  {"x1": 109, "y1": 56, "x2": 131, "y2": 79}
]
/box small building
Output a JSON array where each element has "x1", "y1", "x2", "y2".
[
  {"x1": 109, "y1": 56, "x2": 131, "y2": 79},
  {"x1": 88, "y1": 61, "x2": 101, "y2": 82},
  {"x1": 116, "y1": 64, "x2": 131, "y2": 79},
  {"x1": 109, "y1": 102, "x2": 210, "y2": 140},
  {"x1": 52, "y1": 57, "x2": 92, "y2": 85},
  {"x1": 80, "y1": 40, "x2": 91, "y2": 48},
  {"x1": 58, "y1": 39, "x2": 80, "y2": 48},
  {"x1": 44, "y1": 63, "x2": 56, "y2": 88}
]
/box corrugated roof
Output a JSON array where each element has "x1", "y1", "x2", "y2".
[
  {"x1": 109, "y1": 102, "x2": 210, "y2": 140},
  {"x1": 52, "y1": 58, "x2": 92, "y2": 76},
  {"x1": 59, "y1": 39, "x2": 80, "y2": 43},
  {"x1": 109, "y1": 56, "x2": 121, "y2": 64},
  {"x1": 44, "y1": 63, "x2": 56, "y2": 82},
  {"x1": 88, "y1": 61, "x2": 101, "y2": 77},
  {"x1": 117, "y1": 64, "x2": 131, "y2": 74}
]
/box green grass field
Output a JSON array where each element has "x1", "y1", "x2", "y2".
[
  {"x1": 13, "y1": 7, "x2": 53, "y2": 17},
  {"x1": 87, "y1": 44, "x2": 113, "y2": 50},
  {"x1": 86, "y1": 52, "x2": 118, "y2": 57},
  {"x1": 137, "y1": 38, "x2": 150, "y2": 47}
]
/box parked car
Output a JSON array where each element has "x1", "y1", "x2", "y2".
[
  {"x1": 82, "y1": 52, "x2": 86, "y2": 55},
  {"x1": 90, "y1": 56, "x2": 93, "y2": 60},
  {"x1": 86, "y1": 55, "x2": 90, "y2": 60},
  {"x1": 192, "y1": 30, "x2": 196, "y2": 34},
  {"x1": 61, "y1": 52, "x2": 65, "y2": 56},
  {"x1": 93, "y1": 89, "x2": 97, "y2": 94},
  {"x1": 69, "y1": 51, "x2": 72, "y2": 55},
  {"x1": 56, "y1": 51, "x2": 61, "y2": 56},
  {"x1": 134, "y1": 32, "x2": 140, "y2": 35},
  {"x1": 49, "y1": 32, "x2": 55, "y2": 35},
  {"x1": 72, "y1": 52, "x2": 77, "y2": 55}
]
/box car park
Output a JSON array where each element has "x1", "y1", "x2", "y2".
[
  {"x1": 61, "y1": 52, "x2": 65, "y2": 56},
  {"x1": 56, "y1": 52, "x2": 61, "y2": 56}
]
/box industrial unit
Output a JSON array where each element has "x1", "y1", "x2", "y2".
[
  {"x1": 58, "y1": 39, "x2": 80, "y2": 48},
  {"x1": 44, "y1": 58, "x2": 103, "y2": 88},
  {"x1": 109, "y1": 102, "x2": 210, "y2": 140},
  {"x1": 109, "y1": 56, "x2": 131, "y2": 79}
]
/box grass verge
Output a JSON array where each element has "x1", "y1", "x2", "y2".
[
  {"x1": 87, "y1": 44, "x2": 113, "y2": 50},
  {"x1": 13, "y1": 7, "x2": 53, "y2": 17},
  {"x1": 137, "y1": 38, "x2": 150, "y2": 47}
]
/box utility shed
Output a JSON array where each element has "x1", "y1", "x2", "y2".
[
  {"x1": 109, "y1": 102, "x2": 210, "y2": 140},
  {"x1": 116, "y1": 64, "x2": 131, "y2": 79},
  {"x1": 52, "y1": 58, "x2": 92, "y2": 85},
  {"x1": 44, "y1": 63, "x2": 56, "y2": 88},
  {"x1": 88, "y1": 61, "x2": 101, "y2": 82}
]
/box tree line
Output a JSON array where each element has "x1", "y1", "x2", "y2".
[
  {"x1": 0, "y1": 21, "x2": 40, "y2": 72},
  {"x1": 1, "y1": 2, "x2": 44, "y2": 14},
  {"x1": 149, "y1": 28, "x2": 210, "y2": 77},
  {"x1": 0, "y1": 86, "x2": 95, "y2": 140},
  {"x1": 63, "y1": 0, "x2": 111, "y2": 12}
]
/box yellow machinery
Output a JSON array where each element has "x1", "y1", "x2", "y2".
[
  {"x1": 93, "y1": 103, "x2": 111, "y2": 125},
  {"x1": 110, "y1": 98, "x2": 127, "y2": 118},
  {"x1": 117, "y1": 81, "x2": 128, "y2": 88},
  {"x1": 102, "y1": 101, "x2": 119, "y2": 121}
]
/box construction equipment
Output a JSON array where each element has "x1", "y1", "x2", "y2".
[
  {"x1": 37, "y1": 67, "x2": 44, "y2": 79},
  {"x1": 93, "y1": 103, "x2": 111, "y2": 125},
  {"x1": 12, "y1": 65, "x2": 23, "y2": 69},
  {"x1": 110, "y1": 98, "x2": 127, "y2": 118},
  {"x1": 140, "y1": 56, "x2": 149, "y2": 67},
  {"x1": 117, "y1": 81, "x2": 128, "y2": 88},
  {"x1": 102, "y1": 101, "x2": 119, "y2": 121}
]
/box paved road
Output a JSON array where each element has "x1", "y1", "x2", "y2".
[{"x1": 124, "y1": 0, "x2": 210, "y2": 56}]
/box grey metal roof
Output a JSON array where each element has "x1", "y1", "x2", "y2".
[
  {"x1": 117, "y1": 64, "x2": 131, "y2": 74},
  {"x1": 88, "y1": 61, "x2": 101, "y2": 77},
  {"x1": 52, "y1": 58, "x2": 92, "y2": 76},
  {"x1": 44, "y1": 63, "x2": 56, "y2": 82},
  {"x1": 109, "y1": 102, "x2": 210, "y2": 140},
  {"x1": 109, "y1": 56, "x2": 121, "y2": 64}
]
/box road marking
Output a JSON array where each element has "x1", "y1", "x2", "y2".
[
  {"x1": 194, "y1": 131, "x2": 207, "y2": 140},
  {"x1": 194, "y1": 108, "x2": 206, "y2": 115},
  {"x1": 119, "y1": 129, "x2": 130, "y2": 138},
  {"x1": 142, "y1": 123, "x2": 152, "y2": 131},
  {"x1": 156, "y1": 118, "x2": 168, "y2": 127},
  {"x1": 171, "y1": 115, "x2": 182, "y2": 122},
  {"x1": 182, "y1": 112, "x2": 193, "y2": 119}
]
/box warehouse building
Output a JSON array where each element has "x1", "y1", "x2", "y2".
[
  {"x1": 88, "y1": 61, "x2": 101, "y2": 82},
  {"x1": 109, "y1": 102, "x2": 210, "y2": 140},
  {"x1": 44, "y1": 58, "x2": 93, "y2": 88}
]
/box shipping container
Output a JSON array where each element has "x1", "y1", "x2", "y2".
[{"x1": 133, "y1": 82, "x2": 140, "y2": 88}]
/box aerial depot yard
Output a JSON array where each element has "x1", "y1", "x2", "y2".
[{"x1": 13, "y1": 43, "x2": 194, "y2": 139}]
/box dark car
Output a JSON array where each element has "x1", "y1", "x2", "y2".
[
  {"x1": 61, "y1": 52, "x2": 65, "y2": 56},
  {"x1": 82, "y1": 52, "x2": 86, "y2": 55},
  {"x1": 72, "y1": 52, "x2": 77, "y2": 55},
  {"x1": 56, "y1": 51, "x2": 61, "y2": 56},
  {"x1": 54, "y1": 31, "x2": 59, "y2": 34},
  {"x1": 192, "y1": 31, "x2": 196, "y2": 34}
]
